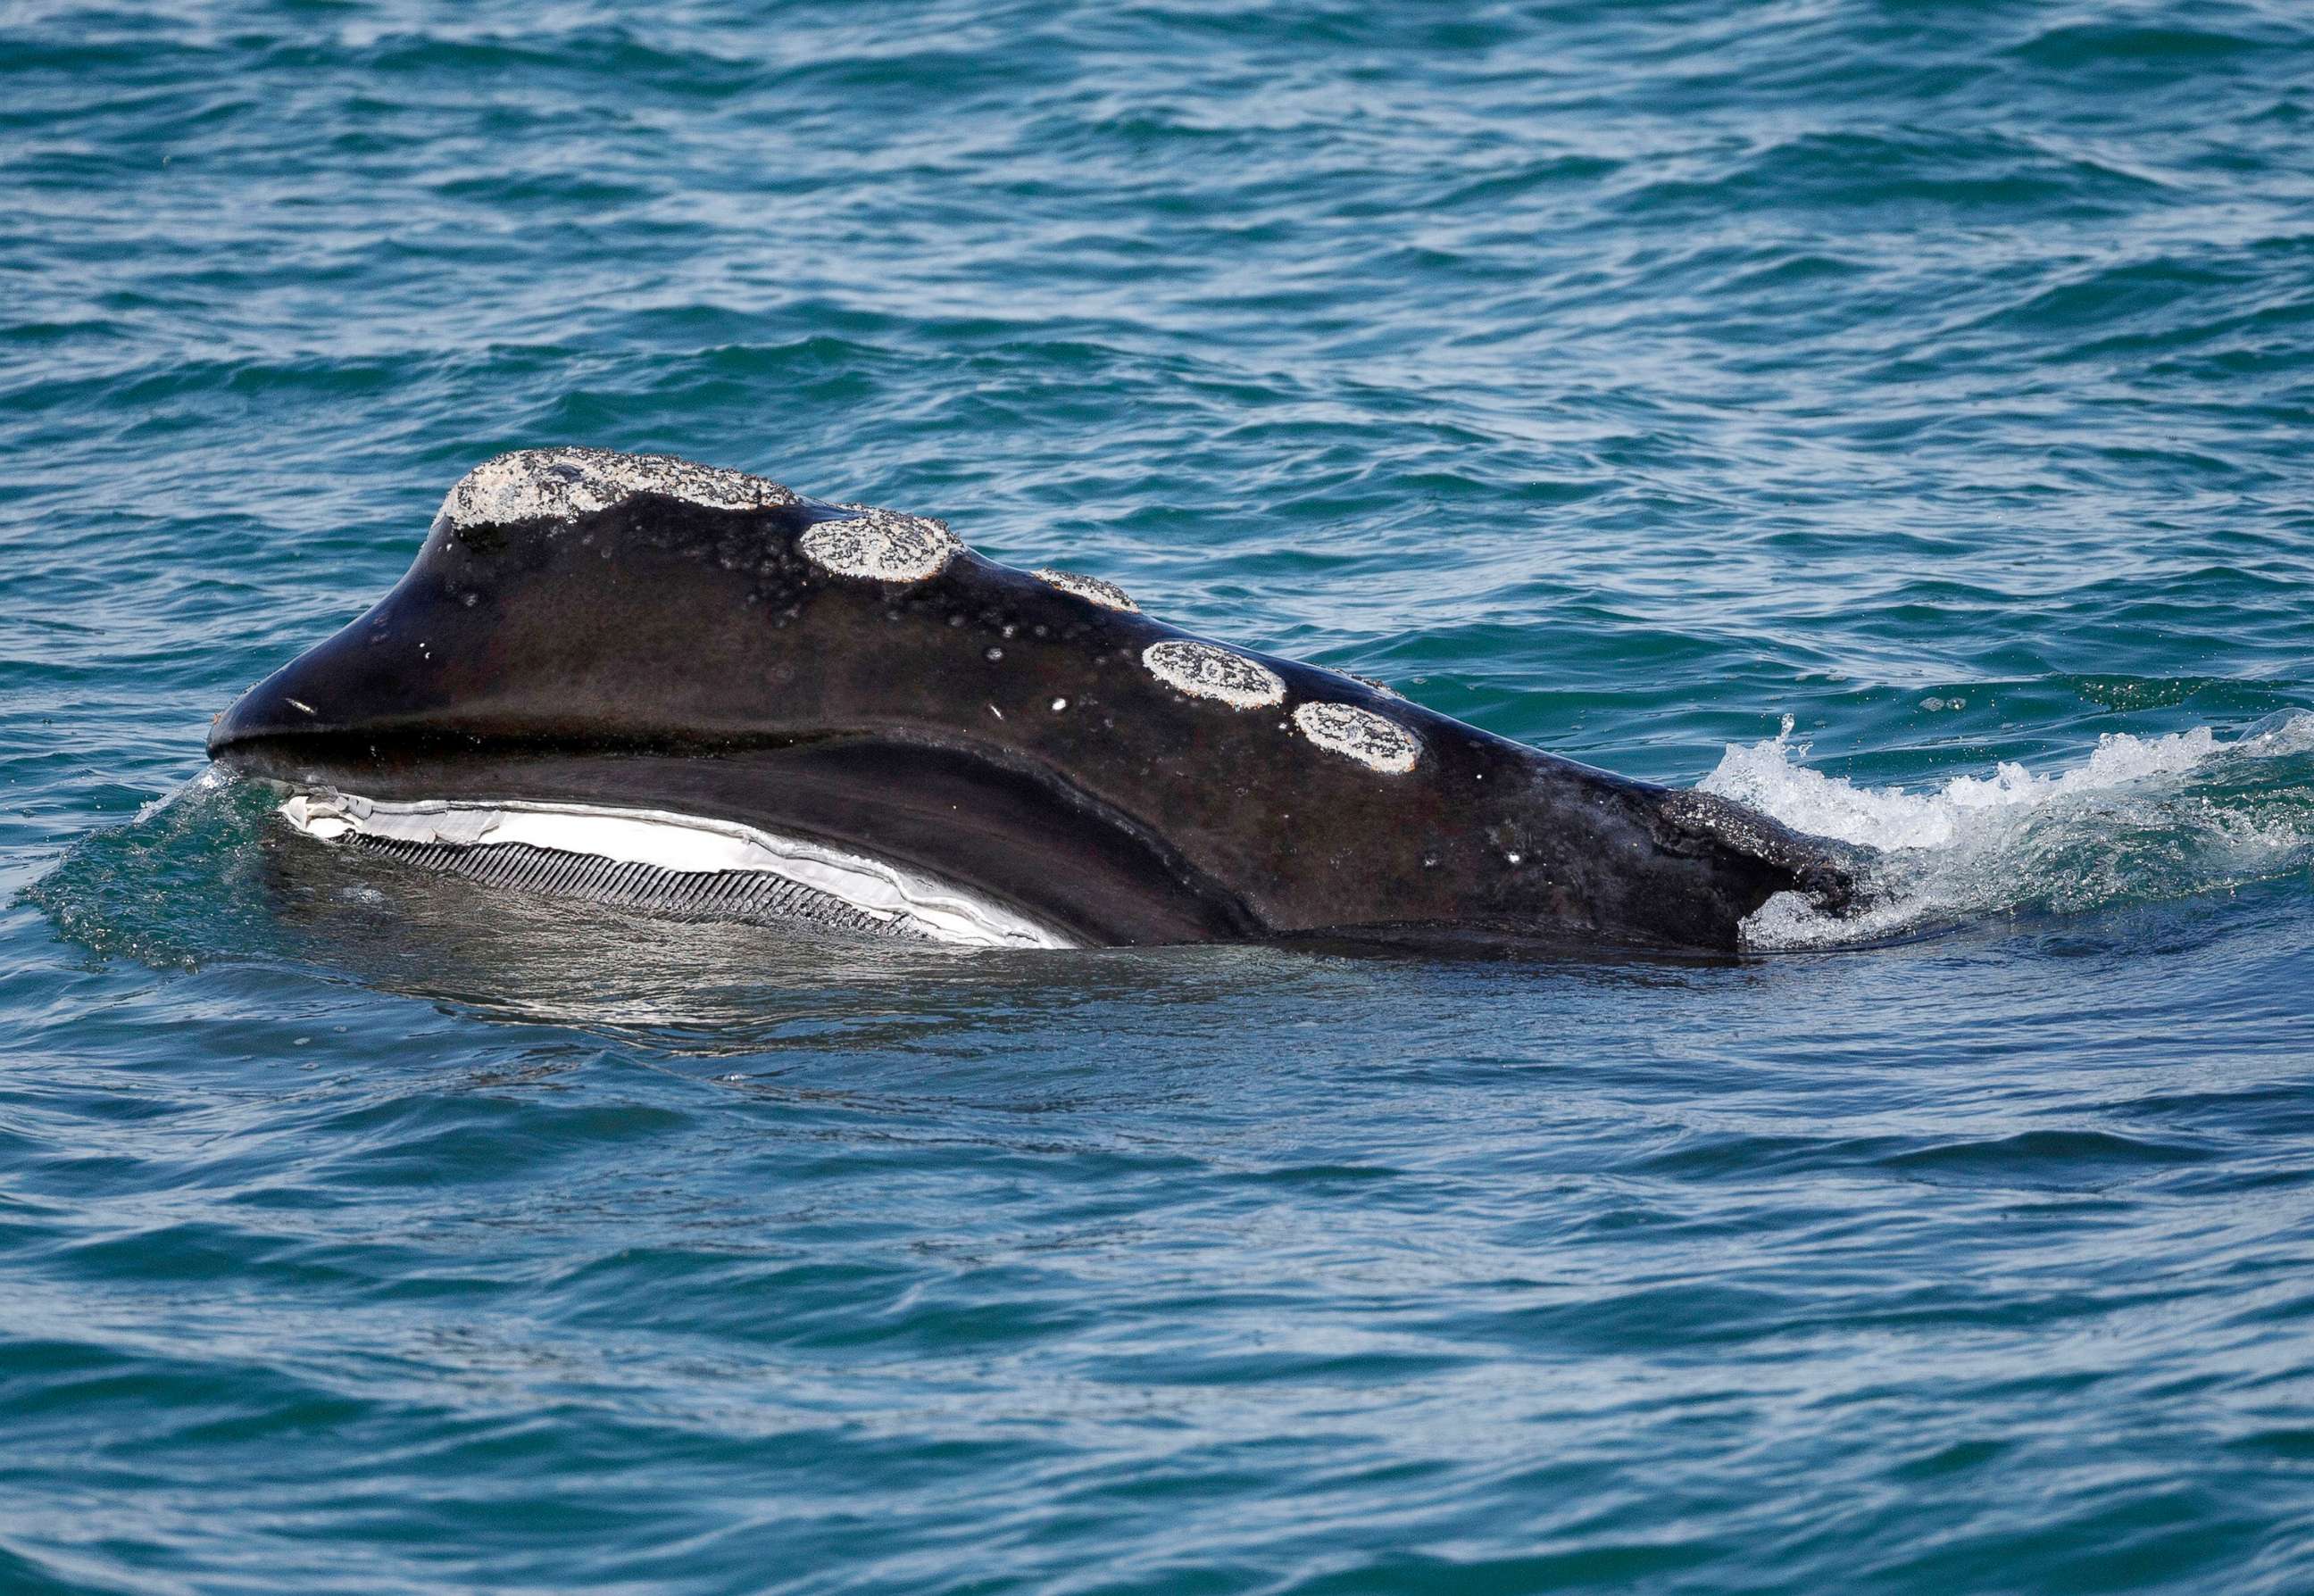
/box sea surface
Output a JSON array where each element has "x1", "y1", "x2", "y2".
[{"x1": 7, "y1": 3, "x2": 2314, "y2": 1592}]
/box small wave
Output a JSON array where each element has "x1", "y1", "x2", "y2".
[{"x1": 1704, "y1": 711, "x2": 2314, "y2": 948}]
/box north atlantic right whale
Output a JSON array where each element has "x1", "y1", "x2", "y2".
[{"x1": 206, "y1": 448, "x2": 1861, "y2": 954}]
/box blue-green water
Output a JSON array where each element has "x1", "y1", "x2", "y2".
[{"x1": 8, "y1": 3, "x2": 2314, "y2": 1590}]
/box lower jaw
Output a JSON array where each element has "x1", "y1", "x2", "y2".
[{"x1": 273, "y1": 787, "x2": 1082, "y2": 952}]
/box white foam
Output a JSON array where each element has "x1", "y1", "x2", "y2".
[
  {"x1": 1705, "y1": 711, "x2": 2314, "y2": 948},
  {"x1": 135, "y1": 765, "x2": 228, "y2": 825}
]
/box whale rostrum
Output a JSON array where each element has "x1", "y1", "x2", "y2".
[{"x1": 208, "y1": 447, "x2": 1862, "y2": 953}]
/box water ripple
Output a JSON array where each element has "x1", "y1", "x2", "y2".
[{"x1": 6, "y1": 2, "x2": 2314, "y2": 1592}]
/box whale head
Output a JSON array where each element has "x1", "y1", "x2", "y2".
[{"x1": 212, "y1": 449, "x2": 1860, "y2": 953}]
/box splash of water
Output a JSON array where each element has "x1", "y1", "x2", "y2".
[{"x1": 1707, "y1": 711, "x2": 2314, "y2": 948}]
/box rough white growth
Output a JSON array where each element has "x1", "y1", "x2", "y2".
[
  {"x1": 437, "y1": 447, "x2": 800, "y2": 528},
  {"x1": 798, "y1": 506, "x2": 961, "y2": 582},
  {"x1": 1142, "y1": 640, "x2": 1286, "y2": 710},
  {"x1": 1034, "y1": 569, "x2": 1138, "y2": 611},
  {"x1": 1292, "y1": 702, "x2": 1421, "y2": 774},
  {"x1": 278, "y1": 792, "x2": 1075, "y2": 950}
]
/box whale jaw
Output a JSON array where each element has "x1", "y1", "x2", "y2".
[{"x1": 274, "y1": 789, "x2": 1081, "y2": 951}]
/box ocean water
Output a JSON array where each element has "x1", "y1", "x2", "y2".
[{"x1": 7, "y1": 1, "x2": 2314, "y2": 1590}]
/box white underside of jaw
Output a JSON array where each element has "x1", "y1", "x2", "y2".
[{"x1": 277, "y1": 791, "x2": 1079, "y2": 951}]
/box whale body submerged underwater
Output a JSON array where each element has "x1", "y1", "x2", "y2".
[{"x1": 208, "y1": 448, "x2": 1863, "y2": 954}]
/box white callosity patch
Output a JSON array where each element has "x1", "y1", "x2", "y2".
[
  {"x1": 437, "y1": 447, "x2": 800, "y2": 528},
  {"x1": 1142, "y1": 640, "x2": 1286, "y2": 710},
  {"x1": 1033, "y1": 569, "x2": 1138, "y2": 611},
  {"x1": 797, "y1": 506, "x2": 961, "y2": 583},
  {"x1": 1292, "y1": 701, "x2": 1422, "y2": 774},
  {"x1": 279, "y1": 792, "x2": 1076, "y2": 950}
]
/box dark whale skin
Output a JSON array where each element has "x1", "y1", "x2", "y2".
[{"x1": 209, "y1": 477, "x2": 1858, "y2": 952}]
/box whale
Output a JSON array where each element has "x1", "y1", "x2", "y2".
[{"x1": 207, "y1": 447, "x2": 1861, "y2": 954}]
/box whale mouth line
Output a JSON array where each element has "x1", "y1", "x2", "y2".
[{"x1": 275, "y1": 790, "x2": 1082, "y2": 951}]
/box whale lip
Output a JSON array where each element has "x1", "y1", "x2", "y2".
[
  {"x1": 271, "y1": 787, "x2": 1083, "y2": 950},
  {"x1": 207, "y1": 721, "x2": 1273, "y2": 952}
]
